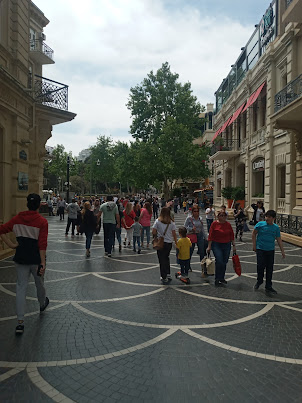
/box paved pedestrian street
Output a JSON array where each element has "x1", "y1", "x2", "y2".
[{"x1": 1, "y1": 213, "x2": 302, "y2": 403}]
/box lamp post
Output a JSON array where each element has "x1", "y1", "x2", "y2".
[
  {"x1": 58, "y1": 177, "x2": 61, "y2": 194},
  {"x1": 90, "y1": 159, "x2": 100, "y2": 196},
  {"x1": 66, "y1": 155, "x2": 70, "y2": 203}
]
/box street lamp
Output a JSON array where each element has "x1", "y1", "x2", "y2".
[{"x1": 90, "y1": 159, "x2": 100, "y2": 196}]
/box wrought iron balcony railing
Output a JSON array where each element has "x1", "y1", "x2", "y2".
[
  {"x1": 34, "y1": 75, "x2": 68, "y2": 111},
  {"x1": 276, "y1": 213, "x2": 302, "y2": 236},
  {"x1": 30, "y1": 39, "x2": 54, "y2": 60},
  {"x1": 286, "y1": 0, "x2": 294, "y2": 8},
  {"x1": 210, "y1": 139, "x2": 241, "y2": 156},
  {"x1": 275, "y1": 73, "x2": 302, "y2": 113}
]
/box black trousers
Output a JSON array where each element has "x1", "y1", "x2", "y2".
[
  {"x1": 66, "y1": 218, "x2": 77, "y2": 235},
  {"x1": 256, "y1": 249, "x2": 275, "y2": 288},
  {"x1": 157, "y1": 242, "x2": 172, "y2": 279},
  {"x1": 103, "y1": 223, "x2": 116, "y2": 254}
]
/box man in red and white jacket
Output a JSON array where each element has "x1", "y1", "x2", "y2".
[{"x1": 0, "y1": 193, "x2": 49, "y2": 334}]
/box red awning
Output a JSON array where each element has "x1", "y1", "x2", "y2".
[
  {"x1": 212, "y1": 127, "x2": 222, "y2": 142},
  {"x1": 242, "y1": 82, "x2": 266, "y2": 113},
  {"x1": 249, "y1": 81, "x2": 266, "y2": 108},
  {"x1": 228, "y1": 102, "x2": 246, "y2": 126},
  {"x1": 220, "y1": 115, "x2": 233, "y2": 132}
]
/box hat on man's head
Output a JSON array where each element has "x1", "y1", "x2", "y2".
[
  {"x1": 27, "y1": 193, "x2": 41, "y2": 210},
  {"x1": 27, "y1": 193, "x2": 41, "y2": 203}
]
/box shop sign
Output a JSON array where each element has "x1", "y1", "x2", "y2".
[
  {"x1": 260, "y1": 4, "x2": 276, "y2": 49},
  {"x1": 19, "y1": 150, "x2": 27, "y2": 160},
  {"x1": 253, "y1": 159, "x2": 265, "y2": 172}
]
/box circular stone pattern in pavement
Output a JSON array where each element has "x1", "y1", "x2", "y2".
[{"x1": 1, "y1": 214, "x2": 302, "y2": 402}]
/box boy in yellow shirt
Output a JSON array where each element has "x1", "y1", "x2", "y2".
[{"x1": 176, "y1": 226, "x2": 192, "y2": 278}]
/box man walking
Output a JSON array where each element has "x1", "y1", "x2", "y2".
[
  {"x1": 99, "y1": 195, "x2": 120, "y2": 257},
  {"x1": 0, "y1": 193, "x2": 49, "y2": 334},
  {"x1": 252, "y1": 210, "x2": 285, "y2": 294},
  {"x1": 47, "y1": 197, "x2": 54, "y2": 216},
  {"x1": 65, "y1": 198, "x2": 80, "y2": 236}
]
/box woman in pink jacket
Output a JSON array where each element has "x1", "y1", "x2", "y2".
[{"x1": 139, "y1": 201, "x2": 152, "y2": 248}]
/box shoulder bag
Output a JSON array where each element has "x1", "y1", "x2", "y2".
[{"x1": 152, "y1": 223, "x2": 170, "y2": 250}]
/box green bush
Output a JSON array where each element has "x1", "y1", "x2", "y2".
[
  {"x1": 231, "y1": 186, "x2": 245, "y2": 201},
  {"x1": 221, "y1": 186, "x2": 233, "y2": 199}
]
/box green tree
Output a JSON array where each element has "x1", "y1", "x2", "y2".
[
  {"x1": 127, "y1": 63, "x2": 210, "y2": 198},
  {"x1": 127, "y1": 62, "x2": 205, "y2": 142},
  {"x1": 89, "y1": 135, "x2": 115, "y2": 192}
]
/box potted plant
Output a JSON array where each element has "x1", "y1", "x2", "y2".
[
  {"x1": 231, "y1": 186, "x2": 245, "y2": 208},
  {"x1": 221, "y1": 186, "x2": 234, "y2": 208}
]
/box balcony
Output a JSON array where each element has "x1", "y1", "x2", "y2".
[
  {"x1": 272, "y1": 74, "x2": 302, "y2": 133},
  {"x1": 30, "y1": 39, "x2": 55, "y2": 65},
  {"x1": 209, "y1": 139, "x2": 241, "y2": 161},
  {"x1": 34, "y1": 75, "x2": 68, "y2": 111},
  {"x1": 275, "y1": 74, "x2": 302, "y2": 113}
]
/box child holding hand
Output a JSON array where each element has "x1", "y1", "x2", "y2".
[{"x1": 176, "y1": 226, "x2": 192, "y2": 279}]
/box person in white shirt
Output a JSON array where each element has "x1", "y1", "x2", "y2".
[
  {"x1": 152, "y1": 207, "x2": 177, "y2": 283},
  {"x1": 205, "y1": 204, "x2": 216, "y2": 232}
]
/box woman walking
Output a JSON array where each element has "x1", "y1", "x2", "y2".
[
  {"x1": 152, "y1": 207, "x2": 177, "y2": 283},
  {"x1": 139, "y1": 201, "x2": 152, "y2": 248},
  {"x1": 207, "y1": 210, "x2": 236, "y2": 286},
  {"x1": 184, "y1": 204, "x2": 207, "y2": 276},
  {"x1": 133, "y1": 201, "x2": 141, "y2": 217},
  {"x1": 57, "y1": 197, "x2": 67, "y2": 221},
  {"x1": 234, "y1": 203, "x2": 247, "y2": 242},
  {"x1": 81, "y1": 201, "x2": 97, "y2": 258},
  {"x1": 122, "y1": 202, "x2": 136, "y2": 247}
]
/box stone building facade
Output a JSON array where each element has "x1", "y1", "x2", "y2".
[
  {"x1": 0, "y1": 0, "x2": 76, "y2": 232},
  {"x1": 210, "y1": 0, "x2": 302, "y2": 223}
]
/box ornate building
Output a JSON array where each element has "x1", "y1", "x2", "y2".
[
  {"x1": 210, "y1": 0, "x2": 302, "y2": 238},
  {"x1": 0, "y1": 0, "x2": 76, "y2": 233}
]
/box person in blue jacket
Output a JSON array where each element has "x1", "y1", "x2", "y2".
[{"x1": 252, "y1": 210, "x2": 285, "y2": 294}]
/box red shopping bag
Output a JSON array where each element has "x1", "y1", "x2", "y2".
[{"x1": 232, "y1": 253, "x2": 241, "y2": 276}]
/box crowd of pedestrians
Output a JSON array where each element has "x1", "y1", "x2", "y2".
[{"x1": 0, "y1": 192, "x2": 286, "y2": 334}]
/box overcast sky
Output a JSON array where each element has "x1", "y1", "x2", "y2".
[{"x1": 34, "y1": 0, "x2": 270, "y2": 156}]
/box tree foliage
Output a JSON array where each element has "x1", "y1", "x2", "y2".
[{"x1": 126, "y1": 62, "x2": 210, "y2": 198}]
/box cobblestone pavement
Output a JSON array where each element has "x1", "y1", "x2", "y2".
[{"x1": 1, "y1": 212, "x2": 302, "y2": 403}]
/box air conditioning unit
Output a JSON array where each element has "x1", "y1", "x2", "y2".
[{"x1": 40, "y1": 32, "x2": 46, "y2": 41}]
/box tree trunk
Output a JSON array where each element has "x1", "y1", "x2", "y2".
[{"x1": 163, "y1": 179, "x2": 170, "y2": 201}]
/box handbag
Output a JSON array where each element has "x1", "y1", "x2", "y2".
[
  {"x1": 187, "y1": 233, "x2": 197, "y2": 243},
  {"x1": 152, "y1": 224, "x2": 169, "y2": 250},
  {"x1": 201, "y1": 252, "x2": 215, "y2": 275},
  {"x1": 187, "y1": 217, "x2": 198, "y2": 243},
  {"x1": 232, "y1": 253, "x2": 241, "y2": 276}
]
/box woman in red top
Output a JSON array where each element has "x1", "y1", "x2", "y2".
[
  {"x1": 122, "y1": 202, "x2": 136, "y2": 247},
  {"x1": 139, "y1": 202, "x2": 152, "y2": 248},
  {"x1": 207, "y1": 210, "x2": 236, "y2": 286}
]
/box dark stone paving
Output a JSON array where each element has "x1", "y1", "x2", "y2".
[{"x1": 1, "y1": 213, "x2": 302, "y2": 402}]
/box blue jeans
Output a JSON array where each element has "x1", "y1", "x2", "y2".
[
  {"x1": 103, "y1": 223, "x2": 116, "y2": 254},
  {"x1": 211, "y1": 241, "x2": 231, "y2": 281},
  {"x1": 206, "y1": 219, "x2": 213, "y2": 232},
  {"x1": 85, "y1": 231, "x2": 93, "y2": 249},
  {"x1": 133, "y1": 236, "x2": 141, "y2": 251},
  {"x1": 256, "y1": 249, "x2": 275, "y2": 288},
  {"x1": 115, "y1": 227, "x2": 121, "y2": 246},
  {"x1": 141, "y1": 226, "x2": 150, "y2": 245},
  {"x1": 189, "y1": 232, "x2": 205, "y2": 267},
  {"x1": 179, "y1": 259, "x2": 190, "y2": 275}
]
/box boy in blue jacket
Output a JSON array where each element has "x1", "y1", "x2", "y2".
[{"x1": 252, "y1": 210, "x2": 285, "y2": 294}]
